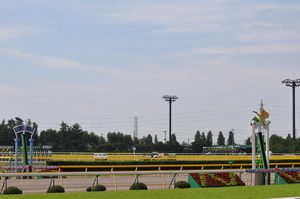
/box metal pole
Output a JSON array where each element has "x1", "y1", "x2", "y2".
[
  {"x1": 162, "y1": 95, "x2": 178, "y2": 152},
  {"x1": 169, "y1": 99, "x2": 172, "y2": 151},
  {"x1": 282, "y1": 78, "x2": 300, "y2": 141},
  {"x1": 21, "y1": 133, "x2": 29, "y2": 166},
  {"x1": 29, "y1": 138, "x2": 34, "y2": 166},
  {"x1": 14, "y1": 137, "x2": 19, "y2": 178},
  {"x1": 292, "y1": 82, "x2": 296, "y2": 141},
  {"x1": 265, "y1": 124, "x2": 270, "y2": 167},
  {"x1": 251, "y1": 122, "x2": 256, "y2": 186},
  {"x1": 265, "y1": 122, "x2": 270, "y2": 185}
]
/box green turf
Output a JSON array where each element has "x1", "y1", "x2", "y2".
[{"x1": 1, "y1": 184, "x2": 300, "y2": 199}]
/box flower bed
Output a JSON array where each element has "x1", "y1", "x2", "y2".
[
  {"x1": 189, "y1": 172, "x2": 245, "y2": 187},
  {"x1": 276, "y1": 171, "x2": 300, "y2": 183}
]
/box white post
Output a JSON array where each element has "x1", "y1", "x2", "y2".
[
  {"x1": 251, "y1": 122, "x2": 256, "y2": 186},
  {"x1": 265, "y1": 123, "x2": 270, "y2": 168}
]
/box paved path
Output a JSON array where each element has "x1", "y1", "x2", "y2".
[
  {"x1": 1, "y1": 174, "x2": 188, "y2": 194},
  {"x1": 1, "y1": 172, "x2": 276, "y2": 194}
]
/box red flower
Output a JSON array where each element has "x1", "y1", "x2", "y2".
[
  {"x1": 278, "y1": 171, "x2": 300, "y2": 183},
  {"x1": 189, "y1": 172, "x2": 245, "y2": 187}
]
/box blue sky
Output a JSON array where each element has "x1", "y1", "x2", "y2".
[{"x1": 1, "y1": 0, "x2": 300, "y2": 145}]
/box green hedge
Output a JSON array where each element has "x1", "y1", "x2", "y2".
[
  {"x1": 129, "y1": 182, "x2": 148, "y2": 190},
  {"x1": 3, "y1": 186, "x2": 22, "y2": 194},
  {"x1": 175, "y1": 181, "x2": 191, "y2": 189},
  {"x1": 46, "y1": 185, "x2": 65, "y2": 193},
  {"x1": 92, "y1": 185, "x2": 106, "y2": 191}
]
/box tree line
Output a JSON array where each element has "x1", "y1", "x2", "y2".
[
  {"x1": 0, "y1": 117, "x2": 229, "y2": 152},
  {"x1": 0, "y1": 117, "x2": 299, "y2": 153}
]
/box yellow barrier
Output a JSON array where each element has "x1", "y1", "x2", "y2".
[
  {"x1": 2, "y1": 154, "x2": 300, "y2": 162},
  {"x1": 57, "y1": 162, "x2": 300, "y2": 172}
]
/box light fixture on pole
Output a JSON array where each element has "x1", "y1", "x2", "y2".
[
  {"x1": 162, "y1": 95, "x2": 178, "y2": 151},
  {"x1": 282, "y1": 78, "x2": 300, "y2": 141}
]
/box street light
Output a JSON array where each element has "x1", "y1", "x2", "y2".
[
  {"x1": 282, "y1": 78, "x2": 300, "y2": 141},
  {"x1": 162, "y1": 95, "x2": 178, "y2": 151}
]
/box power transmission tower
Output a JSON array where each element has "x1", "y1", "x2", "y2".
[{"x1": 133, "y1": 116, "x2": 138, "y2": 138}]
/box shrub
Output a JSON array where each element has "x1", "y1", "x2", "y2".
[
  {"x1": 92, "y1": 185, "x2": 106, "y2": 191},
  {"x1": 86, "y1": 186, "x2": 92, "y2": 192},
  {"x1": 129, "y1": 182, "x2": 148, "y2": 190},
  {"x1": 47, "y1": 185, "x2": 65, "y2": 193},
  {"x1": 175, "y1": 181, "x2": 191, "y2": 189},
  {"x1": 3, "y1": 186, "x2": 22, "y2": 194}
]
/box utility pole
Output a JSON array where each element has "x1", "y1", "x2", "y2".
[
  {"x1": 133, "y1": 116, "x2": 138, "y2": 138},
  {"x1": 163, "y1": 131, "x2": 167, "y2": 143},
  {"x1": 282, "y1": 78, "x2": 300, "y2": 141},
  {"x1": 162, "y1": 95, "x2": 178, "y2": 151}
]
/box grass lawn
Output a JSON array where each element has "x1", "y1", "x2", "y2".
[{"x1": 1, "y1": 184, "x2": 300, "y2": 199}]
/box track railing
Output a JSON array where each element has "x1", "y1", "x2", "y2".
[
  {"x1": 0, "y1": 169, "x2": 246, "y2": 193},
  {"x1": 2, "y1": 162, "x2": 300, "y2": 173}
]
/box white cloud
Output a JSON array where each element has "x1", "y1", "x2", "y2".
[
  {"x1": 240, "y1": 30, "x2": 300, "y2": 42},
  {"x1": 252, "y1": 4, "x2": 300, "y2": 12},
  {"x1": 0, "y1": 48, "x2": 81, "y2": 70},
  {"x1": 180, "y1": 44, "x2": 300, "y2": 56},
  {"x1": 104, "y1": 1, "x2": 229, "y2": 33},
  {"x1": 242, "y1": 22, "x2": 280, "y2": 29},
  {"x1": 0, "y1": 25, "x2": 41, "y2": 42}
]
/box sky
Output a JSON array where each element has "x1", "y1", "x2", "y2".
[{"x1": 1, "y1": 0, "x2": 300, "y2": 146}]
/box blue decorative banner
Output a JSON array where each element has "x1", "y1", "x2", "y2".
[
  {"x1": 246, "y1": 168, "x2": 300, "y2": 173},
  {"x1": 13, "y1": 125, "x2": 35, "y2": 134}
]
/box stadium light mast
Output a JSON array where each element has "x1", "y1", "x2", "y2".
[
  {"x1": 282, "y1": 78, "x2": 300, "y2": 141},
  {"x1": 162, "y1": 95, "x2": 178, "y2": 151}
]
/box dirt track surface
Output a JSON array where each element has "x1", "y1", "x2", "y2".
[{"x1": 1, "y1": 174, "x2": 188, "y2": 194}]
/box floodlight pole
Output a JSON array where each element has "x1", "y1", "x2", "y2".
[
  {"x1": 282, "y1": 78, "x2": 300, "y2": 141},
  {"x1": 162, "y1": 95, "x2": 178, "y2": 151}
]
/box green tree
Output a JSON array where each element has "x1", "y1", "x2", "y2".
[
  {"x1": 194, "y1": 131, "x2": 201, "y2": 141},
  {"x1": 99, "y1": 135, "x2": 106, "y2": 145},
  {"x1": 69, "y1": 123, "x2": 86, "y2": 150},
  {"x1": 133, "y1": 136, "x2": 139, "y2": 145},
  {"x1": 107, "y1": 132, "x2": 118, "y2": 143},
  {"x1": 87, "y1": 132, "x2": 100, "y2": 149},
  {"x1": 245, "y1": 137, "x2": 251, "y2": 145},
  {"x1": 59, "y1": 121, "x2": 70, "y2": 150},
  {"x1": 206, "y1": 131, "x2": 213, "y2": 146},
  {"x1": 171, "y1": 133, "x2": 177, "y2": 142},
  {"x1": 124, "y1": 135, "x2": 133, "y2": 149},
  {"x1": 0, "y1": 120, "x2": 14, "y2": 145},
  {"x1": 200, "y1": 132, "x2": 206, "y2": 146},
  {"x1": 269, "y1": 134, "x2": 284, "y2": 153},
  {"x1": 32, "y1": 122, "x2": 39, "y2": 145},
  {"x1": 39, "y1": 129, "x2": 58, "y2": 146},
  {"x1": 154, "y1": 134, "x2": 158, "y2": 144},
  {"x1": 217, "y1": 131, "x2": 225, "y2": 145},
  {"x1": 116, "y1": 132, "x2": 124, "y2": 142},
  {"x1": 191, "y1": 131, "x2": 205, "y2": 153},
  {"x1": 145, "y1": 134, "x2": 153, "y2": 144},
  {"x1": 227, "y1": 131, "x2": 235, "y2": 146}
]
